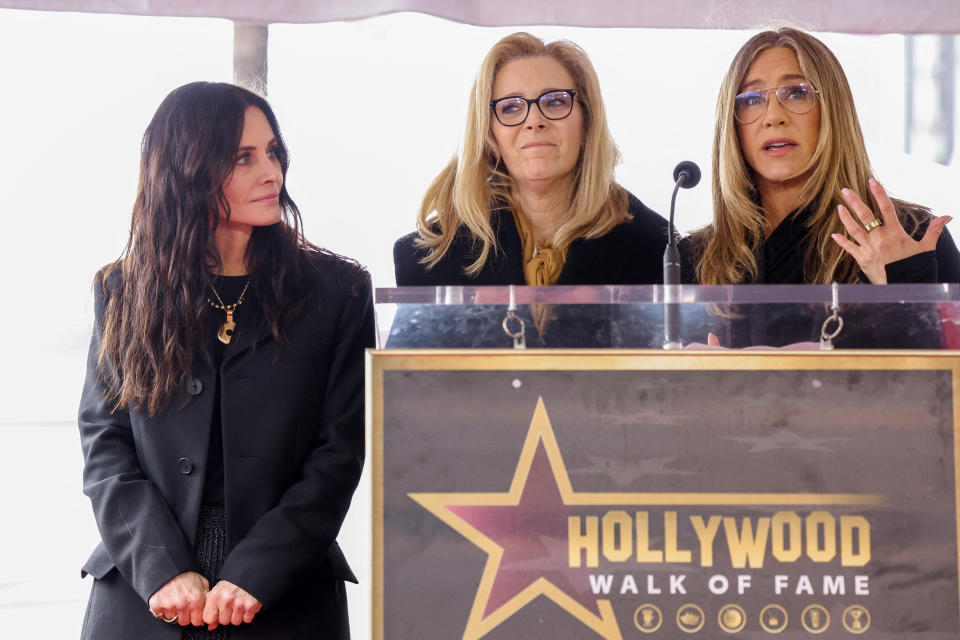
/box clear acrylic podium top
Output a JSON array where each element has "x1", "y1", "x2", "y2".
[{"x1": 375, "y1": 284, "x2": 960, "y2": 350}]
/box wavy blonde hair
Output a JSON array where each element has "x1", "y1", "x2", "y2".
[
  {"x1": 415, "y1": 32, "x2": 628, "y2": 274},
  {"x1": 694, "y1": 27, "x2": 925, "y2": 284}
]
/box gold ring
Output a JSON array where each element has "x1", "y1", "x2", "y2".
[
  {"x1": 163, "y1": 614, "x2": 178, "y2": 623},
  {"x1": 864, "y1": 218, "x2": 882, "y2": 232},
  {"x1": 152, "y1": 611, "x2": 163, "y2": 620}
]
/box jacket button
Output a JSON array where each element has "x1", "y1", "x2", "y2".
[
  {"x1": 188, "y1": 378, "x2": 203, "y2": 395},
  {"x1": 178, "y1": 458, "x2": 194, "y2": 475}
]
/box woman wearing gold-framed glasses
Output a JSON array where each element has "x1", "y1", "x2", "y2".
[{"x1": 683, "y1": 27, "x2": 959, "y2": 286}]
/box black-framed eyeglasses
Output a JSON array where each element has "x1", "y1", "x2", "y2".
[
  {"x1": 490, "y1": 89, "x2": 577, "y2": 126},
  {"x1": 734, "y1": 82, "x2": 820, "y2": 124}
]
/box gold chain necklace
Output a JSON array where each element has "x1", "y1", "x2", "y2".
[{"x1": 207, "y1": 277, "x2": 251, "y2": 344}]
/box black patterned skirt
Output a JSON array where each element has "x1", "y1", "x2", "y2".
[{"x1": 183, "y1": 506, "x2": 230, "y2": 640}]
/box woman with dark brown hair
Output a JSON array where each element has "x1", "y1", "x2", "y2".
[{"x1": 78, "y1": 81, "x2": 373, "y2": 639}]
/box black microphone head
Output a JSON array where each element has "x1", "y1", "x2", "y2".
[{"x1": 673, "y1": 160, "x2": 701, "y2": 189}]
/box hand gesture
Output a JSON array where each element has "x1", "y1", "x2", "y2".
[
  {"x1": 831, "y1": 178, "x2": 951, "y2": 284},
  {"x1": 148, "y1": 571, "x2": 210, "y2": 627},
  {"x1": 203, "y1": 579, "x2": 263, "y2": 630}
]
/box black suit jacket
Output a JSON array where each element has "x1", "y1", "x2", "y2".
[
  {"x1": 393, "y1": 192, "x2": 670, "y2": 286},
  {"x1": 78, "y1": 252, "x2": 374, "y2": 639},
  {"x1": 390, "y1": 193, "x2": 669, "y2": 348}
]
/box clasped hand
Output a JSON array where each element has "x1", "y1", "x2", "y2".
[
  {"x1": 831, "y1": 178, "x2": 952, "y2": 284},
  {"x1": 148, "y1": 571, "x2": 263, "y2": 630}
]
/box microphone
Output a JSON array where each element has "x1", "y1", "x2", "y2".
[
  {"x1": 663, "y1": 161, "x2": 701, "y2": 350},
  {"x1": 672, "y1": 160, "x2": 701, "y2": 191}
]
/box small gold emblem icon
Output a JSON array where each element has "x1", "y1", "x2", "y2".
[
  {"x1": 676, "y1": 604, "x2": 705, "y2": 633},
  {"x1": 717, "y1": 604, "x2": 747, "y2": 633},
  {"x1": 801, "y1": 604, "x2": 830, "y2": 634},
  {"x1": 634, "y1": 603, "x2": 663, "y2": 633},
  {"x1": 842, "y1": 605, "x2": 870, "y2": 633},
  {"x1": 759, "y1": 604, "x2": 788, "y2": 633}
]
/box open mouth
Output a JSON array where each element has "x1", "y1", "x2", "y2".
[{"x1": 764, "y1": 141, "x2": 796, "y2": 151}]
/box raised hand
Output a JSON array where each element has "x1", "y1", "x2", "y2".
[{"x1": 831, "y1": 178, "x2": 951, "y2": 284}]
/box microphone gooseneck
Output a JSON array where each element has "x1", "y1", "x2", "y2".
[{"x1": 663, "y1": 161, "x2": 701, "y2": 350}]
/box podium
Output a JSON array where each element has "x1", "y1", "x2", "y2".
[{"x1": 369, "y1": 285, "x2": 960, "y2": 639}]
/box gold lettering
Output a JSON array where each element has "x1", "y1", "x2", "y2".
[
  {"x1": 723, "y1": 516, "x2": 770, "y2": 569},
  {"x1": 771, "y1": 511, "x2": 802, "y2": 563},
  {"x1": 602, "y1": 511, "x2": 633, "y2": 563},
  {"x1": 663, "y1": 511, "x2": 691, "y2": 562},
  {"x1": 690, "y1": 515, "x2": 722, "y2": 567},
  {"x1": 840, "y1": 515, "x2": 871, "y2": 567},
  {"x1": 568, "y1": 516, "x2": 599, "y2": 568},
  {"x1": 805, "y1": 511, "x2": 836, "y2": 563},
  {"x1": 636, "y1": 511, "x2": 664, "y2": 562}
]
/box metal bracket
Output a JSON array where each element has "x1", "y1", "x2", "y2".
[
  {"x1": 820, "y1": 282, "x2": 844, "y2": 350},
  {"x1": 502, "y1": 285, "x2": 526, "y2": 349}
]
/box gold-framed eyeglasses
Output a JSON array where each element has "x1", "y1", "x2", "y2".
[
  {"x1": 490, "y1": 89, "x2": 577, "y2": 126},
  {"x1": 734, "y1": 82, "x2": 820, "y2": 124}
]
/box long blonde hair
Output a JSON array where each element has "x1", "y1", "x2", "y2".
[
  {"x1": 694, "y1": 27, "x2": 925, "y2": 284},
  {"x1": 415, "y1": 32, "x2": 628, "y2": 275}
]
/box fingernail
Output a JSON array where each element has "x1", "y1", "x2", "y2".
[
  {"x1": 841, "y1": 188, "x2": 850, "y2": 196},
  {"x1": 869, "y1": 177, "x2": 878, "y2": 187}
]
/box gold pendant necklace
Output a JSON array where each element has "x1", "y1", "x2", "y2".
[{"x1": 207, "y1": 277, "x2": 251, "y2": 345}]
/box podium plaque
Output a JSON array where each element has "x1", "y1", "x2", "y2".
[{"x1": 370, "y1": 351, "x2": 960, "y2": 639}]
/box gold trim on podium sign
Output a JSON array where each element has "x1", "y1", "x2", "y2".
[{"x1": 368, "y1": 350, "x2": 960, "y2": 640}]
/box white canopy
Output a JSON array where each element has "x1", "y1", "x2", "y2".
[{"x1": 2, "y1": 0, "x2": 959, "y2": 33}]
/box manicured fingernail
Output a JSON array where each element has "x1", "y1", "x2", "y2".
[
  {"x1": 841, "y1": 188, "x2": 850, "y2": 197},
  {"x1": 869, "y1": 177, "x2": 878, "y2": 187}
]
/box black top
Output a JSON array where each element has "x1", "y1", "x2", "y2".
[
  {"x1": 679, "y1": 205, "x2": 960, "y2": 284},
  {"x1": 393, "y1": 191, "x2": 670, "y2": 286},
  {"x1": 676, "y1": 206, "x2": 960, "y2": 347},
  {"x1": 201, "y1": 275, "x2": 251, "y2": 507}
]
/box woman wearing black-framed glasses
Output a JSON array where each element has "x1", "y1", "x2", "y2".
[
  {"x1": 392, "y1": 32, "x2": 669, "y2": 344},
  {"x1": 683, "y1": 27, "x2": 958, "y2": 288}
]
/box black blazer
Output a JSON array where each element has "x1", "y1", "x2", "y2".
[
  {"x1": 677, "y1": 210, "x2": 960, "y2": 348},
  {"x1": 78, "y1": 253, "x2": 374, "y2": 639},
  {"x1": 393, "y1": 192, "x2": 670, "y2": 286}
]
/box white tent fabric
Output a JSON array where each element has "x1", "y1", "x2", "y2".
[{"x1": 2, "y1": 0, "x2": 959, "y2": 33}]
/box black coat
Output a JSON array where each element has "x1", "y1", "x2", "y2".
[
  {"x1": 393, "y1": 192, "x2": 670, "y2": 286},
  {"x1": 390, "y1": 193, "x2": 669, "y2": 348},
  {"x1": 677, "y1": 208, "x2": 960, "y2": 348},
  {"x1": 678, "y1": 206, "x2": 960, "y2": 285},
  {"x1": 78, "y1": 253, "x2": 375, "y2": 639}
]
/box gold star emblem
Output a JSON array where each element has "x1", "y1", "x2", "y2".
[{"x1": 409, "y1": 398, "x2": 623, "y2": 639}]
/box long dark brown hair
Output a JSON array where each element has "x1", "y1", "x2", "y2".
[{"x1": 98, "y1": 81, "x2": 318, "y2": 414}]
